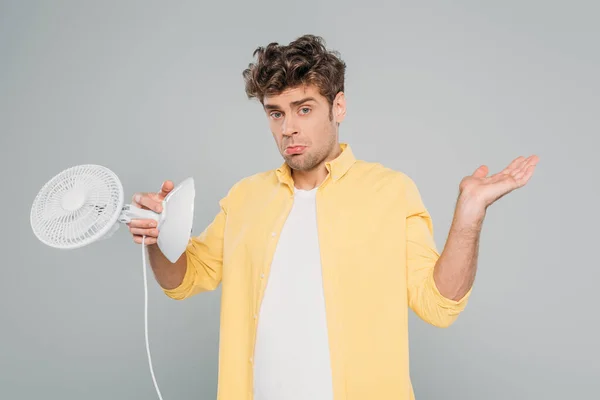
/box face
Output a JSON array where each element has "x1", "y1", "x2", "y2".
[{"x1": 263, "y1": 84, "x2": 346, "y2": 172}]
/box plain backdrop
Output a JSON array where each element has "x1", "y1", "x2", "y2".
[{"x1": 1, "y1": 1, "x2": 598, "y2": 399}]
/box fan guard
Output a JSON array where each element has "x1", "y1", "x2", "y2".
[{"x1": 30, "y1": 164, "x2": 124, "y2": 249}]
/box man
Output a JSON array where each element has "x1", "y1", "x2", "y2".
[{"x1": 128, "y1": 35, "x2": 538, "y2": 400}]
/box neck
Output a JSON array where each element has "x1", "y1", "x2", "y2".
[{"x1": 292, "y1": 167, "x2": 329, "y2": 190}]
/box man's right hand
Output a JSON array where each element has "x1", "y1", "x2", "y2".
[{"x1": 128, "y1": 180, "x2": 175, "y2": 245}]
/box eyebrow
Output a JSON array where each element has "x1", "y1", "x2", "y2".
[{"x1": 263, "y1": 97, "x2": 318, "y2": 111}]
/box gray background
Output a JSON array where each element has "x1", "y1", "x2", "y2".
[{"x1": 1, "y1": 1, "x2": 598, "y2": 399}]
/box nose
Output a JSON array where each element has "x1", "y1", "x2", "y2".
[{"x1": 281, "y1": 115, "x2": 298, "y2": 137}]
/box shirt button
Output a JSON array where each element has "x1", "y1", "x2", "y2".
[
  {"x1": 260, "y1": 273, "x2": 264, "y2": 279},
  {"x1": 254, "y1": 314, "x2": 257, "y2": 319},
  {"x1": 271, "y1": 232, "x2": 276, "y2": 237},
  {"x1": 249, "y1": 357, "x2": 253, "y2": 363}
]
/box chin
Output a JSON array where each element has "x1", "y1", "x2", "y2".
[
  {"x1": 283, "y1": 156, "x2": 303, "y2": 170},
  {"x1": 289, "y1": 159, "x2": 319, "y2": 172}
]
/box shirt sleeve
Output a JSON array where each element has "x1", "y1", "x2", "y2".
[
  {"x1": 403, "y1": 174, "x2": 472, "y2": 328},
  {"x1": 162, "y1": 193, "x2": 229, "y2": 300}
]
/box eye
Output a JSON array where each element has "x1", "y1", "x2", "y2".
[
  {"x1": 299, "y1": 107, "x2": 311, "y2": 115},
  {"x1": 270, "y1": 111, "x2": 283, "y2": 119}
]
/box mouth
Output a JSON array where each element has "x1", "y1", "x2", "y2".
[{"x1": 285, "y1": 145, "x2": 307, "y2": 155}]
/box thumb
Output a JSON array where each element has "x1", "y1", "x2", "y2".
[
  {"x1": 472, "y1": 165, "x2": 489, "y2": 178},
  {"x1": 158, "y1": 180, "x2": 175, "y2": 199}
]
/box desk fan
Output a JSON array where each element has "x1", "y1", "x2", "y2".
[{"x1": 30, "y1": 164, "x2": 195, "y2": 400}]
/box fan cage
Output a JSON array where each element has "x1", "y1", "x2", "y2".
[{"x1": 30, "y1": 164, "x2": 124, "y2": 249}]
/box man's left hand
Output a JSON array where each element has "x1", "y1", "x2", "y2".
[{"x1": 456, "y1": 154, "x2": 540, "y2": 220}]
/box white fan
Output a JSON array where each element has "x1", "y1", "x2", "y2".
[
  {"x1": 30, "y1": 164, "x2": 196, "y2": 400},
  {"x1": 30, "y1": 164, "x2": 195, "y2": 263}
]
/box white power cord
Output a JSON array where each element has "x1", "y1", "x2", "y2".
[{"x1": 142, "y1": 235, "x2": 164, "y2": 400}]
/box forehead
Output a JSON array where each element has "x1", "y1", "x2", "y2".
[{"x1": 263, "y1": 84, "x2": 324, "y2": 107}]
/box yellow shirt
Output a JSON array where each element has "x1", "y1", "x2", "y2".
[{"x1": 163, "y1": 143, "x2": 471, "y2": 399}]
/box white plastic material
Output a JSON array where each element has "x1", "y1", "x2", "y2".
[
  {"x1": 30, "y1": 164, "x2": 195, "y2": 263},
  {"x1": 30, "y1": 164, "x2": 124, "y2": 249},
  {"x1": 157, "y1": 177, "x2": 195, "y2": 263},
  {"x1": 118, "y1": 204, "x2": 161, "y2": 224}
]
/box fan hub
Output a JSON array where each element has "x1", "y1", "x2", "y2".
[{"x1": 61, "y1": 188, "x2": 86, "y2": 211}]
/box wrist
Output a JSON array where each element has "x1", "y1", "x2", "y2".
[
  {"x1": 146, "y1": 242, "x2": 161, "y2": 253},
  {"x1": 454, "y1": 194, "x2": 487, "y2": 228}
]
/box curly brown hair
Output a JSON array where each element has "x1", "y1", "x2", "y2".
[{"x1": 242, "y1": 35, "x2": 346, "y2": 110}]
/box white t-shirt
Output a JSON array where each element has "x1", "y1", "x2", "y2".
[{"x1": 253, "y1": 187, "x2": 334, "y2": 400}]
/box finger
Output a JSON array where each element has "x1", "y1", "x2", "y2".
[
  {"x1": 472, "y1": 165, "x2": 489, "y2": 178},
  {"x1": 515, "y1": 164, "x2": 536, "y2": 187},
  {"x1": 128, "y1": 219, "x2": 157, "y2": 229},
  {"x1": 131, "y1": 193, "x2": 144, "y2": 208},
  {"x1": 132, "y1": 193, "x2": 153, "y2": 209},
  {"x1": 522, "y1": 154, "x2": 540, "y2": 169},
  {"x1": 510, "y1": 154, "x2": 539, "y2": 177},
  {"x1": 134, "y1": 193, "x2": 162, "y2": 213},
  {"x1": 129, "y1": 226, "x2": 159, "y2": 237},
  {"x1": 501, "y1": 156, "x2": 526, "y2": 175},
  {"x1": 158, "y1": 180, "x2": 175, "y2": 199},
  {"x1": 133, "y1": 235, "x2": 157, "y2": 245}
]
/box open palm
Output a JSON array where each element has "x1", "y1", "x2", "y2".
[{"x1": 459, "y1": 154, "x2": 540, "y2": 208}]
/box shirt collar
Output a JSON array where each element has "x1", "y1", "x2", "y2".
[{"x1": 276, "y1": 143, "x2": 356, "y2": 187}]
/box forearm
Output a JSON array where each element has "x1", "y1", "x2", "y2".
[
  {"x1": 147, "y1": 243, "x2": 188, "y2": 290},
  {"x1": 433, "y1": 196, "x2": 486, "y2": 301}
]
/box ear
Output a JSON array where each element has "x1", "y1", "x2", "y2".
[{"x1": 332, "y1": 92, "x2": 347, "y2": 123}]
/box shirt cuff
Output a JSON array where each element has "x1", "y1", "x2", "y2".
[{"x1": 429, "y1": 272, "x2": 472, "y2": 311}]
